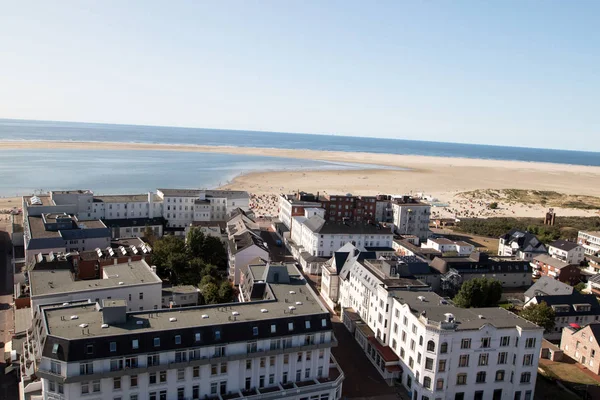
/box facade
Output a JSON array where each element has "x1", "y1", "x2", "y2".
[
  {"x1": 587, "y1": 274, "x2": 600, "y2": 297},
  {"x1": 278, "y1": 193, "x2": 322, "y2": 230},
  {"x1": 530, "y1": 254, "x2": 581, "y2": 285},
  {"x1": 288, "y1": 215, "x2": 393, "y2": 260},
  {"x1": 24, "y1": 213, "x2": 111, "y2": 263},
  {"x1": 227, "y1": 232, "x2": 269, "y2": 285},
  {"x1": 31, "y1": 262, "x2": 343, "y2": 400},
  {"x1": 523, "y1": 276, "x2": 573, "y2": 303},
  {"x1": 560, "y1": 324, "x2": 600, "y2": 375},
  {"x1": 390, "y1": 197, "x2": 431, "y2": 241},
  {"x1": 423, "y1": 238, "x2": 474, "y2": 256},
  {"x1": 582, "y1": 254, "x2": 600, "y2": 275},
  {"x1": 524, "y1": 293, "x2": 600, "y2": 341},
  {"x1": 161, "y1": 285, "x2": 200, "y2": 308},
  {"x1": 547, "y1": 239, "x2": 585, "y2": 265},
  {"x1": 577, "y1": 231, "x2": 600, "y2": 256},
  {"x1": 498, "y1": 230, "x2": 547, "y2": 261}
]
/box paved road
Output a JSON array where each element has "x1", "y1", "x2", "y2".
[{"x1": 0, "y1": 227, "x2": 18, "y2": 400}]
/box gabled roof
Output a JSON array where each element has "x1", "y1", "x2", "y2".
[
  {"x1": 501, "y1": 229, "x2": 547, "y2": 253},
  {"x1": 524, "y1": 276, "x2": 574, "y2": 299},
  {"x1": 533, "y1": 254, "x2": 572, "y2": 269},
  {"x1": 531, "y1": 293, "x2": 600, "y2": 316},
  {"x1": 230, "y1": 231, "x2": 269, "y2": 254},
  {"x1": 549, "y1": 240, "x2": 581, "y2": 252}
]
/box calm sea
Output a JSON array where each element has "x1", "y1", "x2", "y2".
[{"x1": 0, "y1": 119, "x2": 598, "y2": 196}]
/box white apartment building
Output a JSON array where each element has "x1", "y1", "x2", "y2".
[
  {"x1": 289, "y1": 215, "x2": 393, "y2": 259},
  {"x1": 423, "y1": 238, "x2": 474, "y2": 256},
  {"x1": 547, "y1": 239, "x2": 585, "y2": 265},
  {"x1": 391, "y1": 198, "x2": 431, "y2": 241},
  {"x1": 29, "y1": 263, "x2": 343, "y2": 400},
  {"x1": 577, "y1": 231, "x2": 600, "y2": 256},
  {"x1": 333, "y1": 250, "x2": 543, "y2": 399},
  {"x1": 29, "y1": 259, "x2": 163, "y2": 312},
  {"x1": 278, "y1": 194, "x2": 322, "y2": 230},
  {"x1": 498, "y1": 230, "x2": 547, "y2": 261}
]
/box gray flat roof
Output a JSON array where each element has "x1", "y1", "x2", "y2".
[
  {"x1": 94, "y1": 194, "x2": 149, "y2": 203},
  {"x1": 44, "y1": 268, "x2": 327, "y2": 339},
  {"x1": 30, "y1": 260, "x2": 161, "y2": 297},
  {"x1": 24, "y1": 195, "x2": 54, "y2": 206},
  {"x1": 393, "y1": 291, "x2": 541, "y2": 331},
  {"x1": 162, "y1": 285, "x2": 198, "y2": 294}
]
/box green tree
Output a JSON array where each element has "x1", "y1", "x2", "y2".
[
  {"x1": 202, "y1": 282, "x2": 220, "y2": 304},
  {"x1": 453, "y1": 278, "x2": 502, "y2": 308},
  {"x1": 201, "y1": 236, "x2": 228, "y2": 269},
  {"x1": 218, "y1": 281, "x2": 234, "y2": 303},
  {"x1": 152, "y1": 235, "x2": 186, "y2": 279},
  {"x1": 143, "y1": 225, "x2": 157, "y2": 245},
  {"x1": 574, "y1": 282, "x2": 587, "y2": 293},
  {"x1": 489, "y1": 202, "x2": 498, "y2": 210},
  {"x1": 520, "y1": 301, "x2": 556, "y2": 332},
  {"x1": 186, "y1": 227, "x2": 206, "y2": 258}
]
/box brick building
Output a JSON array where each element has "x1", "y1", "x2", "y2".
[
  {"x1": 531, "y1": 254, "x2": 582, "y2": 285},
  {"x1": 561, "y1": 323, "x2": 600, "y2": 375}
]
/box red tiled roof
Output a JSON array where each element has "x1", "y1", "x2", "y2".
[{"x1": 368, "y1": 336, "x2": 400, "y2": 362}]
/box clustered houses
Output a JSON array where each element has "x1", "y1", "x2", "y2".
[
  {"x1": 498, "y1": 229, "x2": 547, "y2": 261},
  {"x1": 547, "y1": 239, "x2": 585, "y2": 265},
  {"x1": 524, "y1": 293, "x2": 600, "y2": 341},
  {"x1": 326, "y1": 251, "x2": 543, "y2": 399},
  {"x1": 577, "y1": 231, "x2": 600, "y2": 256},
  {"x1": 226, "y1": 209, "x2": 269, "y2": 285},
  {"x1": 31, "y1": 262, "x2": 343, "y2": 400},
  {"x1": 530, "y1": 254, "x2": 582, "y2": 285}
]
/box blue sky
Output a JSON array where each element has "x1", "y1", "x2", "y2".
[{"x1": 1, "y1": 1, "x2": 599, "y2": 151}]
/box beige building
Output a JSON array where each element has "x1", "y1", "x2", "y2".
[{"x1": 560, "y1": 324, "x2": 600, "y2": 375}]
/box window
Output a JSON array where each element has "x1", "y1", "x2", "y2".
[
  {"x1": 139, "y1": 292, "x2": 143, "y2": 300},
  {"x1": 423, "y1": 376, "x2": 432, "y2": 389},
  {"x1": 440, "y1": 342, "x2": 448, "y2": 353},
  {"x1": 288, "y1": 322, "x2": 294, "y2": 331},
  {"x1": 412, "y1": 324, "x2": 417, "y2": 334},
  {"x1": 271, "y1": 324, "x2": 277, "y2": 333},
  {"x1": 193, "y1": 366, "x2": 200, "y2": 378},
  {"x1": 427, "y1": 340, "x2": 435, "y2": 352},
  {"x1": 438, "y1": 359, "x2": 446, "y2": 372},
  {"x1": 498, "y1": 352, "x2": 507, "y2": 365},
  {"x1": 296, "y1": 370, "x2": 302, "y2": 381},
  {"x1": 319, "y1": 349, "x2": 324, "y2": 359},
  {"x1": 110, "y1": 359, "x2": 124, "y2": 371},
  {"x1": 195, "y1": 332, "x2": 201, "y2": 342},
  {"x1": 520, "y1": 372, "x2": 531, "y2": 383},
  {"x1": 175, "y1": 351, "x2": 186, "y2": 363},
  {"x1": 81, "y1": 382, "x2": 89, "y2": 394},
  {"x1": 305, "y1": 368, "x2": 310, "y2": 378},
  {"x1": 159, "y1": 370, "x2": 167, "y2": 383},
  {"x1": 284, "y1": 354, "x2": 289, "y2": 364},
  {"x1": 86, "y1": 344, "x2": 94, "y2": 354},
  {"x1": 269, "y1": 373, "x2": 275, "y2": 385},
  {"x1": 409, "y1": 357, "x2": 414, "y2": 368},
  {"x1": 500, "y1": 336, "x2": 510, "y2": 347},
  {"x1": 153, "y1": 337, "x2": 160, "y2": 347},
  {"x1": 177, "y1": 387, "x2": 185, "y2": 400},
  {"x1": 456, "y1": 374, "x2": 467, "y2": 385},
  {"x1": 436, "y1": 378, "x2": 444, "y2": 391},
  {"x1": 175, "y1": 335, "x2": 181, "y2": 344},
  {"x1": 48, "y1": 381, "x2": 55, "y2": 392},
  {"x1": 270, "y1": 356, "x2": 276, "y2": 366},
  {"x1": 110, "y1": 342, "x2": 117, "y2": 352},
  {"x1": 92, "y1": 380, "x2": 100, "y2": 393},
  {"x1": 114, "y1": 377, "x2": 122, "y2": 390},
  {"x1": 148, "y1": 354, "x2": 160, "y2": 366},
  {"x1": 192, "y1": 385, "x2": 199, "y2": 400},
  {"x1": 132, "y1": 339, "x2": 139, "y2": 349},
  {"x1": 478, "y1": 353, "x2": 489, "y2": 366},
  {"x1": 253, "y1": 326, "x2": 259, "y2": 336},
  {"x1": 496, "y1": 370, "x2": 505, "y2": 382},
  {"x1": 402, "y1": 331, "x2": 407, "y2": 342},
  {"x1": 50, "y1": 361, "x2": 61, "y2": 375},
  {"x1": 459, "y1": 354, "x2": 469, "y2": 367},
  {"x1": 481, "y1": 337, "x2": 491, "y2": 348},
  {"x1": 305, "y1": 320, "x2": 311, "y2": 329},
  {"x1": 524, "y1": 390, "x2": 532, "y2": 400},
  {"x1": 425, "y1": 357, "x2": 433, "y2": 370},
  {"x1": 523, "y1": 354, "x2": 533, "y2": 366},
  {"x1": 400, "y1": 348, "x2": 405, "y2": 359},
  {"x1": 297, "y1": 352, "x2": 303, "y2": 362},
  {"x1": 419, "y1": 336, "x2": 423, "y2": 346},
  {"x1": 410, "y1": 339, "x2": 415, "y2": 351},
  {"x1": 80, "y1": 362, "x2": 93, "y2": 375},
  {"x1": 461, "y1": 339, "x2": 471, "y2": 349},
  {"x1": 215, "y1": 330, "x2": 221, "y2": 340},
  {"x1": 476, "y1": 371, "x2": 486, "y2": 383},
  {"x1": 247, "y1": 341, "x2": 258, "y2": 353},
  {"x1": 525, "y1": 338, "x2": 536, "y2": 348}
]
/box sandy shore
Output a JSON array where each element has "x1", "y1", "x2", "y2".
[{"x1": 1, "y1": 140, "x2": 599, "y2": 219}]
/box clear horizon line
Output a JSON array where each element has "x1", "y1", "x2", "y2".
[{"x1": 0, "y1": 116, "x2": 597, "y2": 154}]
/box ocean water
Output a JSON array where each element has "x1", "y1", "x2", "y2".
[
  {"x1": 0, "y1": 118, "x2": 598, "y2": 196},
  {"x1": 1, "y1": 119, "x2": 599, "y2": 166},
  {"x1": 0, "y1": 149, "x2": 393, "y2": 197}
]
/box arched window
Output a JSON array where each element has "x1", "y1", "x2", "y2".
[
  {"x1": 427, "y1": 340, "x2": 435, "y2": 352},
  {"x1": 423, "y1": 376, "x2": 432, "y2": 389},
  {"x1": 419, "y1": 336, "x2": 423, "y2": 346},
  {"x1": 440, "y1": 342, "x2": 448, "y2": 353}
]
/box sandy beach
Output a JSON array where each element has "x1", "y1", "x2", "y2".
[{"x1": 1, "y1": 140, "x2": 599, "y2": 219}]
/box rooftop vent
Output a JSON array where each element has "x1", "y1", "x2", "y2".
[
  {"x1": 169, "y1": 317, "x2": 177, "y2": 322},
  {"x1": 417, "y1": 296, "x2": 426, "y2": 302},
  {"x1": 202, "y1": 314, "x2": 209, "y2": 319},
  {"x1": 101, "y1": 323, "x2": 109, "y2": 328},
  {"x1": 295, "y1": 301, "x2": 303, "y2": 305},
  {"x1": 70, "y1": 315, "x2": 79, "y2": 320},
  {"x1": 289, "y1": 291, "x2": 296, "y2": 294},
  {"x1": 118, "y1": 282, "x2": 124, "y2": 285},
  {"x1": 78, "y1": 323, "x2": 88, "y2": 328},
  {"x1": 260, "y1": 309, "x2": 268, "y2": 313},
  {"x1": 444, "y1": 313, "x2": 454, "y2": 323},
  {"x1": 232, "y1": 311, "x2": 239, "y2": 316},
  {"x1": 288, "y1": 306, "x2": 296, "y2": 310},
  {"x1": 478, "y1": 315, "x2": 485, "y2": 319},
  {"x1": 62, "y1": 302, "x2": 69, "y2": 306}
]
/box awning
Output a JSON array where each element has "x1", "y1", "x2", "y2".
[
  {"x1": 386, "y1": 364, "x2": 403, "y2": 373},
  {"x1": 368, "y1": 336, "x2": 400, "y2": 362}
]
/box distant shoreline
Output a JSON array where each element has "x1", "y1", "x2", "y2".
[{"x1": 2, "y1": 139, "x2": 600, "y2": 173}]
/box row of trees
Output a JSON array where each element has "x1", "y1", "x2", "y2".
[{"x1": 150, "y1": 227, "x2": 234, "y2": 304}]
